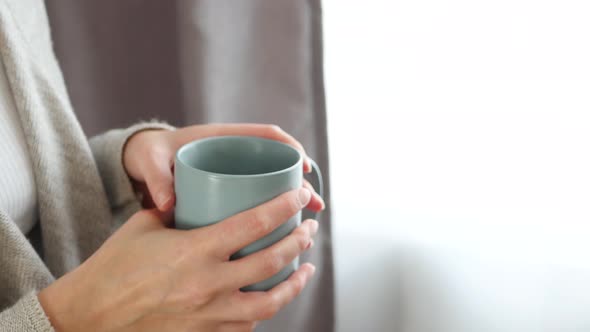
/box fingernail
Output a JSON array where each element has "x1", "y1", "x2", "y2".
[
  {"x1": 310, "y1": 220, "x2": 319, "y2": 234},
  {"x1": 156, "y1": 191, "x2": 172, "y2": 208},
  {"x1": 317, "y1": 195, "x2": 326, "y2": 210},
  {"x1": 298, "y1": 188, "x2": 311, "y2": 206},
  {"x1": 309, "y1": 264, "x2": 317, "y2": 276}
]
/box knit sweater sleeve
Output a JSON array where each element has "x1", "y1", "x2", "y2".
[
  {"x1": 0, "y1": 292, "x2": 54, "y2": 332},
  {"x1": 88, "y1": 121, "x2": 175, "y2": 211}
]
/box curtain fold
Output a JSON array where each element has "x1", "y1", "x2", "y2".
[{"x1": 46, "y1": 1, "x2": 333, "y2": 331}]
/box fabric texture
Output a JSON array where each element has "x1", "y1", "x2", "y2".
[
  {"x1": 0, "y1": 57, "x2": 37, "y2": 234},
  {"x1": 46, "y1": 1, "x2": 334, "y2": 331},
  {"x1": 0, "y1": 0, "x2": 174, "y2": 330},
  {"x1": 0, "y1": 293, "x2": 53, "y2": 332}
]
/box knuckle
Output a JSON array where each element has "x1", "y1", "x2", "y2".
[
  {"x1": 182, "y1": 285, "x2": 214, "y2": 311},
  {"x1": 262, "y1": 251, "x2": 285, "y2": 276},
  {"x1": 258, "y1": 298, "x2": 280, "y2": 320},
  {"x1": 174, "y1": 234, "x2": 216, "y2": 266},
  {"x1": 284, "y1": 193, "x2": 303, "y2": 213},
  {"x1": 248, "y1": 211, "x2": 273, "y2": 236},
  {"x1": 295, "y1": 232, "x2": 310, "y2": 252}
]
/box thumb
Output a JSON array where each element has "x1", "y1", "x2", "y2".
[{"x1": 142, "y1": 155, "x2": 175, "y2": 211}]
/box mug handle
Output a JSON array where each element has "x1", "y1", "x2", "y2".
[{"x1": 305, "y1": 158, "x2": 324, "y2": 217}]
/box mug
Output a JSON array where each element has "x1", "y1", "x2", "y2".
[{"x1": 174, "y1": 136, "x2": 323, "y2": 291}]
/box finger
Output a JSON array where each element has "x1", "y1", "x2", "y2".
[
  {"x1": 224, "y1": 219, "x2": 319, "y2": 289},
  {"x1": 303, "y1": 180, "x2": 325, "y2": 212},
  {"x1": 142, "y1": 148, "x2": 176, "y2": 211},
  {"x1": 217, "y1": 321, "x2": 257, "y2": 332},
  {"x1": 229, "y1": 263, "x2": 316, "y2": 321},
  {"x1": 173, "y1": 124, "x2": 313, "y2": 173},
  {"x1": 252, "y1": 125, "x2": 311, "y2": 173},
  {"x1": 206, "y1": 188, "x2": 312, "y2": 257}
]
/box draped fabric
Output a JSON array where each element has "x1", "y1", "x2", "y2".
[{"x1": 45, "y1": 1, "x2": 333, "y2": 331}]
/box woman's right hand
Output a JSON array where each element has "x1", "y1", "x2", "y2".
[{"x1": 38, "y1": 188, "x2": 318, "y2": 332}]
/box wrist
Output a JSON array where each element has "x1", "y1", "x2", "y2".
[
  {"x1": 123, "y1": 129, "x2": 163, "y2": 182},
  {"x1": 37, "y1": 267, "x2": 99, "y2": 332},
  {"x1": 38, "y1": 281, "x2": 74, "y2": 332}
]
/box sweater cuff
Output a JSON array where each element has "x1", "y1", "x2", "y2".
[
  {"x1": 0, "y1": 292, "x2": 54, "y2": 332},
  {"x1": 89, "y1": 121, "x2": 176, "y2": 209}
]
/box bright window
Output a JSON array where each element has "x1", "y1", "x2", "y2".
[{"x1": 325, "y1": 1, "x2": 590, "y2": 331}]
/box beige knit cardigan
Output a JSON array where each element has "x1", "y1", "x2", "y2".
[{"x1": 0, "y1": 0, "x2": 173, "y2": 330}]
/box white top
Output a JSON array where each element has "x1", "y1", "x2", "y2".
[{"x1": 0, "y1": 58, "x2": 38, "y2": 234}]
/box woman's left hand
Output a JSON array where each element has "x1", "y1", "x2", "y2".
[{"x1": 123, "y1": 123, "x2": 325, "y2": 212}]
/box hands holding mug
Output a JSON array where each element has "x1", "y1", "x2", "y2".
[
  {"x1": 39, "y1": 189, "x2": 318, "y2": 332},
  {"x1": 123, "y1": 123, "x2": 324, "y2": 212},
  {"x1": 38, "y1": 123, "x2": 325, "y2": 332}
]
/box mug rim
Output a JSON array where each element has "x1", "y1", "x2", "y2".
[{"x1": 175, "y1": 135, "x2": 303, "y2": 178}]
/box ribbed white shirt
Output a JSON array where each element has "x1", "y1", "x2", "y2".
[{"x1": 0, "y1": 58, "x2": 38, "y2": 234}]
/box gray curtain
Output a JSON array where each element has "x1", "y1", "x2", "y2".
[{"x1": 45, "y1": 1, "x2": 334, "y2": 331}]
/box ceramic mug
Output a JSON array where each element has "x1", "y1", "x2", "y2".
[{"x1": 174, "y1": 136, "x2": 323, "y2": 291}]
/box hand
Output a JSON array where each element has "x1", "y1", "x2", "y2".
[
  {"x1": 38, "y1": 188, "x2": 318, "y2": 332},
  {"x1": 123, "y1": 123, "x2": 325, "y2": 212}
]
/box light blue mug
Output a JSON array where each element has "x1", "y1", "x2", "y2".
[{"x1": 174, "y1": 136, "x2": 323, "y2": 291}]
